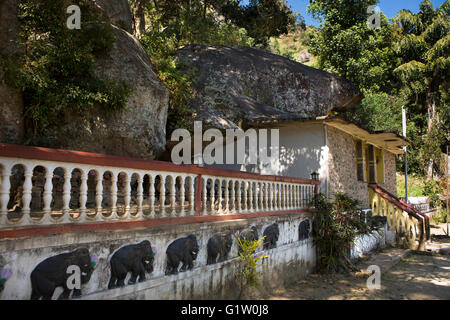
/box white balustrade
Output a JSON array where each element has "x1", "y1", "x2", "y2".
[{"x1": 0, "y1": 148, "x2": 318, "y2": 228}]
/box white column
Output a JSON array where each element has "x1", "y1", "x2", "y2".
[
  {"x1": 179, "y1": 176, "x2": 186, "y2": 217},
  {"x1": 0, "y1": 165, "x2": 11, "y2": 225},
  {"x1": 149, "y1": 175, "x2": 155, "y2": 218},
  {"x1": 110, "y1": 173, "x2": 118, "y2": 218},
  {"x1": 79, "y1": 171, "x2": 88, "y2": 219},
  {"x1": 202, "y1": 177, "x2": 207, "y2": 216},
  {"x1": 210, "y1": 179, "x2": 216, "y2": 215},
  {"x1": 242, "y1": 181, "x2": 248, "y2": 212},
  {"x1": 123, "y1": 174, "x2": 131, "y2": 219},
  {"x1": 169, "y1": 176, "x2": 176, "y2": 216},
  {"x1": 22, "y1": 166, "x2": 33, "y2": 216},
  {"x1": 160, "y1": 175, "x2": 166, "y2": 218},
  {"x1": 236, "y1": 181, "x2": 242, "y2": 213},
  {"x1": 223, "y1": 179, "x2": 229, "y2": 214},
  {"x1": 61, "y1": 169, "x2": 72, "y2": 223},
  {"x1": 95, "y1": 172, "x2": 103, "y2": 219},
  {"x1": 189, "y1": 176, "x2": 195, "y2": 216},
  {"x1": 136, "y1": 175, "x2": 143, "y2": 219}
]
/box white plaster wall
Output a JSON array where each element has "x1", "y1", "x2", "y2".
[
  {"x1": 0, "y1": 213, "x2": 316, "y2": 300},
  {"x1": 350, "y1": 225, "x2": 388, "y2": 260},
  {"x1": 210, "y1": 123, "x2": 328, "y2": 193}
]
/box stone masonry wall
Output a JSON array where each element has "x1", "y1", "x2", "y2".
[
  {"x1": 327, "y1": 126, "x2": 399, "y2": 208},
  {"x1": 379, "y1": 151, "x2": 398, "y2": 197},
  {"x1": 327, "y1": 126, "x2": 370, "y2": 208}
]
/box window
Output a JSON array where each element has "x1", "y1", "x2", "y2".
[
  {"x1": 355, "y1": 139, "x2": 385, "y2": 183},
  {"x1": 356, "y1": 140, "x2": 364, "y2": 181},
  {"x1": 375, "y1": 148, "x2": 384, "y2": 184}
]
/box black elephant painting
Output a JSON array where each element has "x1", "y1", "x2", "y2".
[
  {"x1": 206, "y1": 233, "x2": 233, "y2": 265},
  {"x1": 165, "y1": 234, "x2": 199, "y2": 275},
  {"x1": 298, "y1": 219, "x2": 310, "y2": 241},
  {"x1": 30, "y1": 248, "x2": 95, "y2": 300},
  {"x1": 108, "y1": 240, "x2": 155, "y2": 289},
  {"x1": 263, "y1": 223, "x2": 279, "y2": 250},
  {"x1": 237, "y1": 226, "x2": 259, "y2": 254}
]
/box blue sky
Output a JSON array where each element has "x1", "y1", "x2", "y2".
[{"x1": 286, "y1": 0, "x2": 447, "y2": 26}]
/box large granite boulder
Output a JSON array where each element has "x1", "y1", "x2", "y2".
[
  {"x1": 94, "y1": 0, "x2": 133, "y2": 33},
  {"x1": 51, "y1": 26, "x2": 169, "y2": 159},
  {"x1": 176, "y1": 44, "x2": 363, "y2": 129},
  {"x1": 0, "y1": 0, "x2": 24, "y2": 144}
]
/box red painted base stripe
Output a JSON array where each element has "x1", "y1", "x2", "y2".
[{"x1": 0, "y1": 209, "x2": 313, "y2": 239}]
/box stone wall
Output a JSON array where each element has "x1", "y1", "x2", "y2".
[
  {"x1": 379, "y1": 151, "x2": 397, "y2": 197},
  {"x1": 326, "y1": 126, "x2": 398, "y2": 208},
  {"x1": 327, "y1": 126, "x2": 370, "y2": 207},
  {"x1": 0, "y1": 212, "x2": 316, "y2": 300}
]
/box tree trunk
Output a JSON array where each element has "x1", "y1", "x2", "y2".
[
  {"x1": 132, "y1": 0, "x2": 146, "y2": 38},
  {"x1": 426, "y1": 98, "x2": 437, "y2": 181}
]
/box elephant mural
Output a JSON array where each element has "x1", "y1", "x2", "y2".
[
  {"x1": 206, "y1": 233, "x2": 233, "y2": 265},
  {"x1": 165, "y1": 234, "x2": 199, "y2": 275},
  {"x1": 108, "y1": 240, "x2": 155, "y2": 289},
  {"x1": 263, "y1": 223, "x2": 279, "y2": 250},
  {"x1": 30, "y1": 248, "x2": 96, "y2": 300}
]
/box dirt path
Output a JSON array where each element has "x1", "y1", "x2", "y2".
[{"x1": 265, "y1": 252, "x2": 450, "y2": 300}]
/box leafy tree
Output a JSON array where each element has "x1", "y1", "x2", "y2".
[
  {"x1": 392, "y1": 0, "x2": 449, "y2": 179},
  {"x1": 219, "y1": 0, "x2": 298, "y2": 47},
  {"x1": 305, "y1": 0, "x2": 398, "y2": 94},
  {"x1": 312, "y1": 193, "x2": 381, "y2": 273}
]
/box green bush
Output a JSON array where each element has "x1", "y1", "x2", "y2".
[
  {"x1": 0, "y1": 0, "x2": 131, "y2": 142},
  {"x1": 312, "y1": 192, "x2": 381, "y2": 273},
  {"x1": 235, "y1": 236, "x2": 268, "y2": 298}
]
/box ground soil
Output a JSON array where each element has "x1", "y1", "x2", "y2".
[{"x1": 262, "y1": 224, "x2": 450, "y2": 300}]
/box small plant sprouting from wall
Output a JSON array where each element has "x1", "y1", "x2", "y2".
[
  {"x1": 312, "y1": 193, "x2": 380, "y2": 273},
  {"x1": 235, "y1": 236, "x2": 268, "y2": 299}
]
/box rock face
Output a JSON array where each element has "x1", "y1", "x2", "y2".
[
  {"x1": 0, "y1": 0, "x2": 24, "y2": 144},
  {"x1": 176, "y1": 44, "x2": 362, "y2": 129},
  {"x1": 51, "y1": 26, "x2": 169, "y2": 160},
  {"x1": 1, "y1": 0, "x2": 169, "y2": 160},
  {"x1": 94, "y1": 0, "x2": 133, "y2": 33}
]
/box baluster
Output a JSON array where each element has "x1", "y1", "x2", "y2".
[
  {"x1": 236, "y1": 181, "x2": 242, "y2": 213},
  {"x1": 22, "y1": 166, "x2": 33, "y2": 221},
  {"x1": 287, "y1": 185, "x2": 291, "y2": 209},
  {"x1": 149, "y1": 175, "x2": 155, "y2": 218},
  {"x1": 0, "y1": 165, "x2": 11, "y2": 225},
  {"x1": 79, "y1": 170, "x2": 88, "y2": 221},
  {"x1": 210, "y1": 179, "x2": 216, "y2": 215},
  {"x1": 223, "y1": 179, "x2": 229, "y2": 214},
  {"x1": 136, "y1": 175, "x2": 143, "y2": 219},
  {"x1": 160, "y1": 175, "x2": 166, "y2": 218},
  {"x1": 179, "y1": 176, "x2": 185, "y2": 217},
  {"x1": 123, "y1": 173, "x2": 131, "y2": 219},
  {"x1": 110, "y1": 173, "x2": 118, "y2": 219},
  {"x1": 302, "y1": 185, "x2": 305, "y2": 207},
  {"x1": 61, "y1": 169, "x2": 71, "y2": 223},
  {"x1": 95, "y1": 172, "x2": 103, "y2": 220},
  {"x1": 242, "y1": 181, "x2": 248, "y2": 212},
  {"x1": 189, "y1": 176, "x2": 195, "y2": 216},
  {"x1": 230, "y1": 180, "x2": 235, "y2": 214},
  {"x1": 202, "y1": 177, "x2": 207, "y2": 215},
  {"x1": 217, "y1": 179, "x2": 223, "y2": 214},
  {"x1": 254, "y1": 182, "x2": 259, "y2": 212},
  {"x1": 285, "y1": 184, "x2": 288, "y2": 209},
  {"x1": 293, "y1": 185, "x2": 297, "y2": 208},
  {"x1": 169, "y1": 176, "x2": 176, "y2": 216}
]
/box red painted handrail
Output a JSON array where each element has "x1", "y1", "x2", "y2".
[{"x1": 368, "y1": 183, "x2": 430, "y2": 240}]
